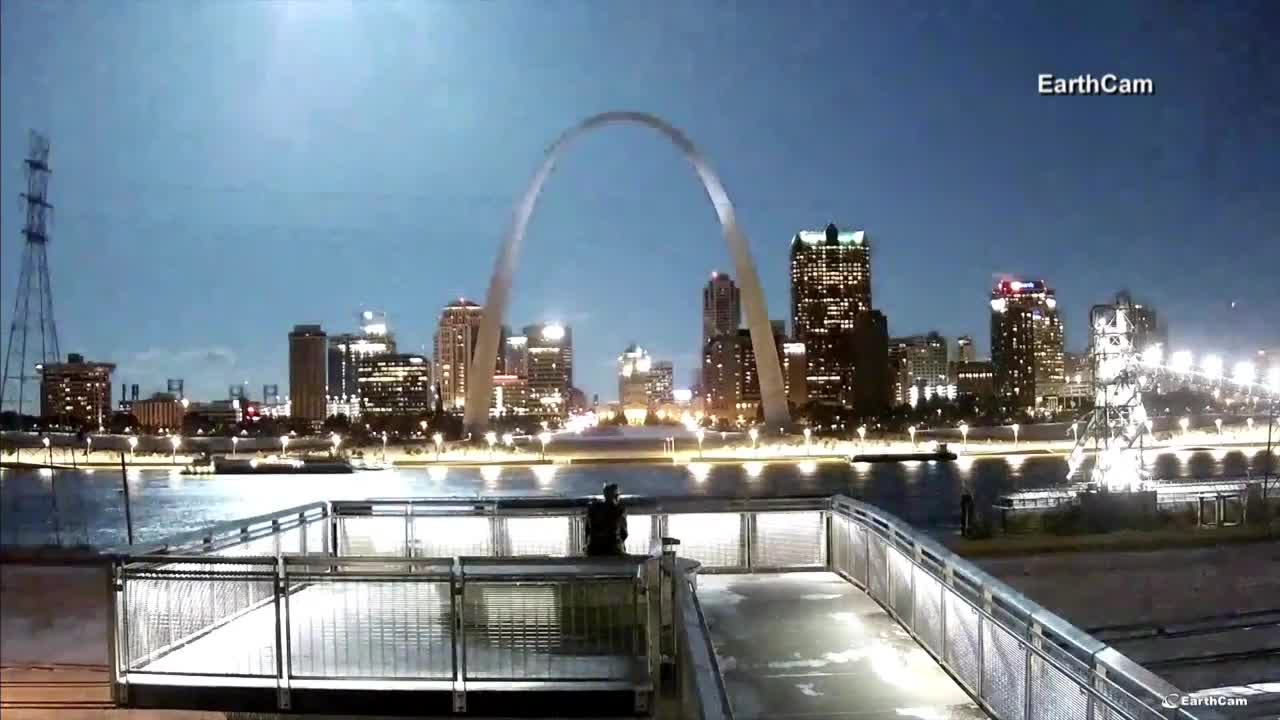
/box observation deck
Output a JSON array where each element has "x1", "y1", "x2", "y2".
[{"x1": 98, "y1": 495, "x2": 1207, "y2": 719}]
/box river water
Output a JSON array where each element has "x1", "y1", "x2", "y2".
[{"x1": 0, "y1": 447, "x2": 1271, "y2": 547}]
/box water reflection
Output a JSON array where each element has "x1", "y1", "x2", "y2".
[
  {"x1": 2, "y1": 447, "x2": 1270, "y2": 547},
  {"x1": 687, "y1": 462, "x2": 711, "y2": 483},
  {"x1": 532, "y1": 464, "x2": 557, "y2": 487}
]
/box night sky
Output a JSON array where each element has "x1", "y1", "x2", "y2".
[{"x1": 2, "y1": 1, "x2": 1277, "y2": 405}]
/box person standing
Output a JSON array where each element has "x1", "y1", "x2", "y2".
[{"x1": 585, "y1": 483, "x2": 628, "y2": 556}]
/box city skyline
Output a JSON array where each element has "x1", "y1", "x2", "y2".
[{"x1": 2, "y1": 2, "x2": 1278, "y2": 406}]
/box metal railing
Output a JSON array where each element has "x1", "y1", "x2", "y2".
[
  {"x1": 829, "y1": 495, "x2": 1202, "y2": 720},
  {"x1": 108, "y1": 494, "x2": 1206, "y2": 719},
  {"x1": 113, "y1": 553, "x2": 660, "y2": 713}
]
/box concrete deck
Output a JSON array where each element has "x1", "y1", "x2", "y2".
[{"x1": 698, "y1": 572, "x2": 985, "y2": 720}]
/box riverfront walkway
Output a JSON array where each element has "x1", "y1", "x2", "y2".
[{"x1": 699, "y1": 572, "x2": 984, "y2": 720}]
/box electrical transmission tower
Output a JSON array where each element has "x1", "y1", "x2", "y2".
[
  {"x1": 1, "y1": 131, "x2": 61, "y2": 416},
  {"x1": 1066, "y1": 300, "x2": 1153, "y2": 491}
]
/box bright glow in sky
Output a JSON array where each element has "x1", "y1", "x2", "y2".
[{"x1": 1, "y1": 2, "x2": 1276, "y2": 403}]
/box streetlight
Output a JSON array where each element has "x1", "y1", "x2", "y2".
[
  {"x1": 538, "y1": 431, "x2": 551, "y2": 461},
  {"x1": 1234, "y1": 361, "x2": 1256, "y2": 387},
  {"x1": 696, "y1": 428, "x2": 706, "y2": 458},
  {"x1": 169, "y1": 435, "x2": 181, "y2": 465},
  {"x1": 85, "y1": 435, "x2": 92, "y2": 459},
  {"x1": 381, "y1": 431, "x2": 389, "y2": 463},
  {"x1": 280, "y1": 435, "x2": 290, "y2": 457},
  {"x1": 485, "y1": 431, "x2": 497, "y2": 460},
  {"x1": 1011, "y1": 423, "x2": 1020, "y2": 447},
  {"x1": 330, "y1": 432, "x2": 342, "y2": 456},
  {"x1": 1247, "y1": 417, "x2": 1255, "y2": 433},
  {"x1": 1215, "y1": 418, "x2": 1223, "y2": 436},
  {"x1": 433, "y1": 432, "x2": 444, "y2": 462},
  {"x1": 1069, "y1": 422, "x2": 1079, "y2": 444},
  {"x1": 502, "y1": 432, "x2": 514, "y2": 451},
  {"x1": 908, "y1": 425, "x2": 917, "y2": 449},
  {"x1": 1179, "y1": 417, "x2": 1190, "y2": 438},
  {"x1": 231, "y1": 436, "x2": 239, "y2": 457},
  {"x1": 803, "y1": 427, "x2": 812, "y2": 456},
  {"x1": 857, "y1": 425, "x2": 867, "y2": 449},
  {"x1": 128, "y1": 436, "x2": 138, "y2": 459},
  {"x1": 419, "y1": 420, "x2": 428, "y2": 436},
  {"x1": 1202, "y1": 354, "x2": 1223, "y2": 381},
  {"x1": 41, "y1": 435, "x2": 52, "y2": 467},
  {"x1": 959, "y1": 422, "x2": 969, "y2": 450},
  {"x1": 1170, "y1": 350, "x2": 1194, "y2": 375},
  {"x1": 748, "y1": 427, "x2": 759, "y2": 454}
]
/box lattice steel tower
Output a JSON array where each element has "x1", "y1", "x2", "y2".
[
  {"x1": 1, "y1": 131, "x2": 61, "y2": 415},
  {"x1": 1065, "y1": 299, "x2": 1153, "y2": 490}
]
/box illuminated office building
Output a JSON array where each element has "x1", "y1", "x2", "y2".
[
  {"x1": 525, "y1": 322, "x2": 572, "y2": 418},
  {"x1": 888, "y1": 332, "x2": 949, "y2": 404},
  {"x1": 357, "y1": 354, "x2": 432, "y2": 416},
  {"x1": 434, "y1": 299, "x2": 484, "y2": 412},
  {"x1": 790, "y1": 223, "x2": 872, "y2": 404},
  {"x1": 618, "y1": 345, "x2": 653, "y2": 410},
  {"x1": 647, "y1": 360, "x2": 674, "y2": 405},
  {"x1": 990, "y1": 279, "x2": 1065, "y2": 411},
  {"x1": 328, "y1": 310, "x2": 396, "y2": 401},
  {"x1": 288, "y1": 324, "x2": 327, "y2": 422},
  {"x1": 39, "y1": 353, "x2": 114, "y2": 426},
  {"x1": 702, "y1": 272, "x2": 741, "y2": 347}
]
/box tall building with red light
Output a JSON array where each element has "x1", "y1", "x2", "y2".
[{"x1": 990, "y1": 279, "x2": 1064, "y2": 412}]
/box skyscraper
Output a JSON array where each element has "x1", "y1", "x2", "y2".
[
  {"x1": 702, "y1": 325, "x2": 790, "y2": 420},
  {"x1": 990, "y1": 279, "x2": 1065, "y2": 412},
  {"x1": 357, "y1": 354, "x2": 432, "y2": 416},
  {"x1": 1113, "y1": 291, "x2": 1166, "y2": 353},
  {"x1": 618, "y1": 344, "x2": 653, "y2": 410},
  {"x1": 288, "y1": 324, "x2": 327, "y2": 421},
  {"x1": 504, "y1": 334, "x2": 529, "y2": 378},
  {"x1": 702, "y1": 272, "x2": 741, "y2": 346},
  {"x1": 790, "y1": 223, "x2": 872, "y2": 404},
  {"x1": 39, "y1": 353, "x2": 114, "y2": 427},
  {"x1": 434, "y1": 299, "x2": 484, "y2": 412},
  {"x1": 328, "y1": 310, "x2": 396, "y2": 401},
  {"x1": 647, "y1": 360, "x2": 674, "y2": 405},
  {"x1": 524, "y1": 322, "x2": 572, "y2": 419},
  {"x1": 956, "y1": 335, "x2": 977, "y2": 363},
  {"x1": 889, "y1": 332, "x2": 949, "y2": 403}
]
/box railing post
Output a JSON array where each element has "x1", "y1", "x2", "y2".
[
  {"x1": 273, "y1": 556, "x2": 291, "y2": 710},
  {"x1": 108, "y1": 559, "x2": 128, "y2": 705},
  {"x1": 910, "y1": 543, "x2": 921, "y2": 631},
  {"x1": 643, "y1": 555, "x2": 662, "y2": 712},
  {"x1": 741, "y1": 512, "x2": 753, "y2": 571},
  {"x1": 978, "y1": 586, "x2": 991, "y2": 703},
  {"x1": 1025, "y1": 620, "x2": 1040, "y2": 720},
  {"x1": 451, "y1": 558, "x2": 467, "y2": 712},
  {"x1": 271, "y1": 519, "x2": 280, "y2": 558},
  {"x1": 298, "y1": 511, "x2": 307, "y2": 555},
  {"x1": 941, "y1": 562, "x2": 952, "y2": 667}
]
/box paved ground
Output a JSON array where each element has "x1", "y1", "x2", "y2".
[
  {"x1": 698, "y1": 572, "x2": 985, "y2": 720},
  {"x1": 1, "y1": 564, "x2": 221, "y2": 719}
]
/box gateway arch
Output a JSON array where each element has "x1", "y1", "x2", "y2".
[{"x1": 463, "y1": 111, "x2": 790, "y2": 435}]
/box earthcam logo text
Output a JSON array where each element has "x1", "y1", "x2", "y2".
[{"x1": 1038, "y1": 74, "x2": 1154, "y2": 96}]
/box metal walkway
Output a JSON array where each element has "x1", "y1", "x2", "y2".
[
  {"x1": 701, "y1": 572, "x2": 984, "y2": 720},
  {"x1": 98, "y1": 494, "x2": 1204, "y2": 719}
]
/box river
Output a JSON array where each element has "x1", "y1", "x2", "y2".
[{"x1": 0, "y1": 447, "x2": 1271, "y2": 547}]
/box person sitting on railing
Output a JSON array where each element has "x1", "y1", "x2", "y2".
[{"x1": 585, "y1": 483, "x2": 628, "y2": 556}]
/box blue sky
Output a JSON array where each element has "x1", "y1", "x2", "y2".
[{"x1": 2, "y1": 1, "x2": 1277, "y2": 406}]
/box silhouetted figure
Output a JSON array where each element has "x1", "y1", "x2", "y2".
[
  {"x1": 585, "y1": 483, "x2": 628, "y2": 556},
  {"x1": 960, "y1": 491, "x2": 974, "y2": 537}
]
